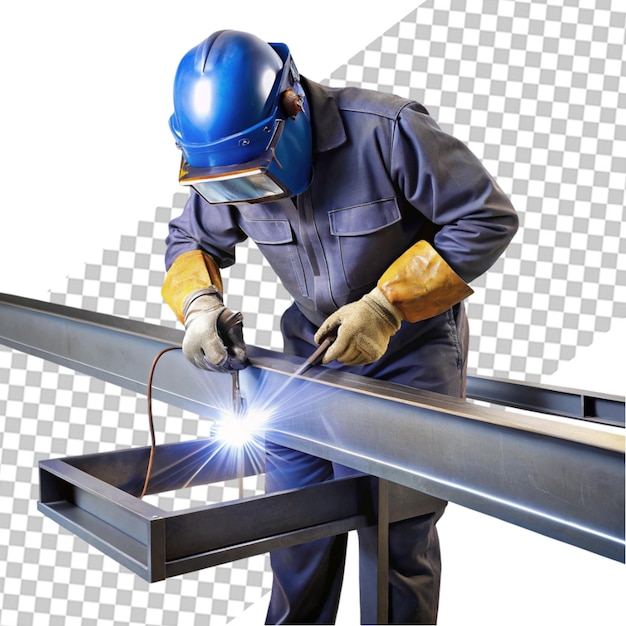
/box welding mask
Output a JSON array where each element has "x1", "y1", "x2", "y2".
[{"x1": 169, "y1": 30, "x2": 312, "y2": 204}]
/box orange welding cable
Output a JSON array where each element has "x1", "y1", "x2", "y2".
[{"x1": 140, "y1": 345, "x2": 181, "y2": 499}]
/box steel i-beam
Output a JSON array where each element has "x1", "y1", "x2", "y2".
[{"x1": 1, "y1": 293, "x2": 624, "y2": 566}]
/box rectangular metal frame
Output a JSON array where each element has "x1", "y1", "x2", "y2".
[{"x1": 37, "y1": 437, "x2": 444, "y2": 589}]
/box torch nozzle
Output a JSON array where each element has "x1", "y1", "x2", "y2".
[{"x1": 232, "y1": 370, "x2": 245, "y2": 416}]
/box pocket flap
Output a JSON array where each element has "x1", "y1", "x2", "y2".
[
  {"x1": 329, "y1": 199, "x2": 401, "y2": 236},
  {"x1": 241, "y1": 218, "x2": 293, "y2": 245}
]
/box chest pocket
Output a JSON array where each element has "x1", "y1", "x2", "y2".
[
  {"x1": 329, "y1": 198, "x2": 404, "y2": 290},
  {"x1": 238, "y1": 216, "x2": 309, "y2": 298},
  {"x1": 240, "y1": 218, "x2": 293, "y2": 244}
]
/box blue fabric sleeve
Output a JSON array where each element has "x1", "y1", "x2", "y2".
[
  {"x1": 164, "y1": 191, "x2": 248, "y2": 270},
  {"x1": 392, "y1": 104, "x2": 519, "y2": 283}
]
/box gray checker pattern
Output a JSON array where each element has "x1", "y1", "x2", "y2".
[
  {"x1": 325, "y1": 0, "x2": 626, "y2": 379},
  {"x1": 2, "y1": 1, "x2": 625, "y2": 625}
]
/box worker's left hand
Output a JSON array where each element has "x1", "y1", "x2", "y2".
[{"x1": 314, "y1": 287, "x2": 403, "y2": 366}]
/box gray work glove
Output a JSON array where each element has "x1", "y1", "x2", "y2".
[
  {"x1": 182, "y1": 288, "x2": 249, "y2": 372},
  {"x1": 314, "y1": 287, "x2": 403, "y2": 366}
]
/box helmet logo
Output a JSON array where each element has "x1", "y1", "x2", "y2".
[{"x1": 239, "y1": 138, "x2": 251, "y2": 146}]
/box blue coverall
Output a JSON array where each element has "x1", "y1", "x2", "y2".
[{"x1": 165, "y1": 77, "x2": 519, "y2": 624}]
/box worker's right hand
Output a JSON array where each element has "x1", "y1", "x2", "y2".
[
  {"x1": 182, "y1": 289, "x2": 249, "y2": 372},
  {"x1": 314, "y1": 287, "x2": 403, "y2": 366}
]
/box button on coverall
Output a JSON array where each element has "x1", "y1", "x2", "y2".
[{"x1": 164, "y1": 77, "x2": 519, "y2": 624}]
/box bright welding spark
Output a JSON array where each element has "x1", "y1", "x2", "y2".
[
  {"x1": 166, "y1": 369, "x2": 339, "y2": 492},
  {"x1": 249, "y1": 368, "x2": 342, "y2": 426},
  {"x1": 213, "y1": 408, "x2": 271, "y2": 449},
  {"x1": 174, "y1": 406, "x2": 271, "y2": 491}
]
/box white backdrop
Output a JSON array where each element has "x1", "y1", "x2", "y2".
[
  {"x1": 0, "y1": 0, "x2": 419, "y2": 298},
  {"x1": 1, "y1": 2, "x2": 624, "y2": 625}
]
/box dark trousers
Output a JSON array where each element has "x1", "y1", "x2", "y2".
[
  {"x1": 264, "y1": 444, "x2": 444, "y2": 625},
  {"x1": 265, "y1": 303, "x2": 468, "y2": 624}
]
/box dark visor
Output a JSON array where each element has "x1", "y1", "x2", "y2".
[{"x1": 178, "y1": 119, "x2": 288, "y2": 204}]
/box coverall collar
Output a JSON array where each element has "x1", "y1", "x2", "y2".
[{"x1": 301, "y1": 77, "x2": 347, "y2": 153}]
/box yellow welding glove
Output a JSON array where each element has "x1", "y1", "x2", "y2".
[
  {"x1": 162, "y1": 250, "x2": 248, "y2": 371},
  {"x1": 315, "y1": 240, "x2": 473, "y2": 366}
]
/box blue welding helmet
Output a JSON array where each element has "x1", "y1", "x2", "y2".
[{"x1": 169, "y1": 30, "x2": 312, "y2": 204}]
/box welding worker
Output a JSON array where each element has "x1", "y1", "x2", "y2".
[{"x1": 161, "y1": 30, "x2": 518, "y2": 624}]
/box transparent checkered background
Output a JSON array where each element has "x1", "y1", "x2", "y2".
[{"x1": 1, "y1": 1, "x2": 625, "y2": 624}]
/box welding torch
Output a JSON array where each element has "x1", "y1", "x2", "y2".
[
  {"x1": 230, "y1": 329, "x2": 334, "y2": 498},
  {"x1": 215, "y1": 309, "x2": 247, "y2": 416},
  {"x1": 231, "y1": 368, "x2": 245, "y2": 415},
  {"x1": 215, "y1": 309, "x2": 249, "y2": 499},
  {"x1": 257, "y1": 332, "x2": 336, "y2": 412},
  {"x1": 293, "y1": 333, "x2": 336, "y2": 377}
]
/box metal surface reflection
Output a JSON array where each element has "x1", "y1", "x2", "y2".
[{"x1": 0, "y1": 293, "x2": 624, "y2": 564}]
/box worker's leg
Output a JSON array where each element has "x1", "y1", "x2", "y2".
[
  {"x1": 275, "y1": 303, "x2": 468, "y2": 624},
  {"x1": 330, "y1": 464, "x2": 444, "y2": 626},
  {"x1": 357, "y1": 507, "x2": 444, "y2": 625},
  {"x1": 330, "y1": 304, "x2": 467, "y2": 624},
  {"x1": 265, "y1": 441, "x2": 348, "y2": 625}
]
